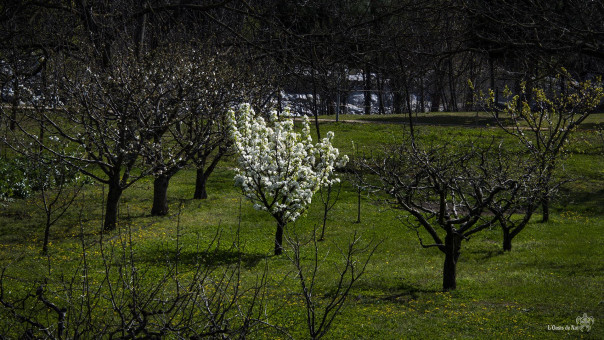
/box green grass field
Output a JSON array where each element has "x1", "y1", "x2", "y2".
[
  {"x1": 0, "y1": 117, "x2": 602, "y2": 339},
  {"x1": 318, "y1": 111, "x2": 604, "y2": 130}
]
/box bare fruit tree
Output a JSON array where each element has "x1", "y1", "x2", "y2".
[
  {"x1": 0, "y1": 218, "x2": 277, "y2": 338},
  {"x1": 285, "y1": 228, "x2": 378, "y2": 339},
  {"x1": 8, "y1": 51, "x2": 158, "y2": 231},
  {"x1": 364, "y1": 140, "x2": 516, "y2": 291},
  {"x1": 138, "y1": 46, "x2": 247, "y2": 216}
]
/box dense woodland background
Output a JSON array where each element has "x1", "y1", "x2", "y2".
[{"x1": 1, "y1": 0, "x2": 603, "y2": 116}]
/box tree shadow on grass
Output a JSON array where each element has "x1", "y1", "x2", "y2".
[
  {"x1": 558, "y1": 188, "x2": 604, "y2": 215},
  {"x1": 465, "y1": 248, "x2": 505, "y2": 261},
  {"x1": 351, "y1": 280, "x2": 439, "y2": 305},
  {"x1": 578, "y1": 122, "x2": 603, "y2": 130},
  {"x1": 360, "y1": 114, "x2": 514, "y2": 127},
  {"x1": 356, "y1": 114, "x2": 602, "y2": 130},
  {"x1": 137, "y1": 247, "x2": 267, "y2": 269}
]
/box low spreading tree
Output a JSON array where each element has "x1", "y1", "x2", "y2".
[
  {"x1": 228, "y1": 105, "x2": 348, "y2": 255},
  {"x1": 285, "y1": 228, "x2": 378, "y2": 339},
  {"x1": 487, "y1": 160, "x2": 540, "y2": 252},
  {"x1": 365, "y1": 140, "x2": 516, "y2": 291},
  {"x1": 6, "y1": 52, "x2": 152, "y2": 231},
  {"x1": 139, "y1": 47, "x2": 244, "y2": 216}
]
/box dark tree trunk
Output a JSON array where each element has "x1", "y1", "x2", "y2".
[
  {"x1": 193, "y1": 149, "x2": 225, "y2": 200},
  {"x1": 340, "y1": 91, "x2": 349, "y2": 115},
  {"x1": 489, "y1": 55, "x2": 496, "y2": 92},
  {"x1": 419, "y1": 78, "x2": 425, "y2": 113},
  {"x1": 274, "y1": 218, "x2": 285, "y2": 256},
  {"x1": 320, "y1": 193, "x2": 329, "y2": 240},
  {"x1": 104, "y1": 177, "x2": 123, "y2": 231},
  {"x1": 336, "y1": 90, "x2": 341, "y2": 121},
  {"x1": 539, "y1": 168, "x2": 553, "y2": 223},
  {"x1": 364, "y1": 64, "x2": 372, "y2": 115},
  {"x1": 194, "y1": 167, "x2": 209, "y2": 199},
  {"x1": 442, "y1": 232, "x2": 461, "y2": 291},
  {"x1": 440, "y1": 88, "x2": 450, "y2": 112},
  {"x1": 310, "y1": 58, "x2": 321, "y2": 140},
  {"x1": 320, "y1": 185, "x2": 331, "y2": 241},
  {"x1": 430, "y1": 91, "x2": 441, "y2": 112},
  {"x1": 320, "y1": 209, "x2": 328, "y2": 241},
  {"x1": 313, "y1": 92, "x2": 321, "y2": 139},
  {"x1": 431, "y1": 67, "x2": 443, "y2": 112},
  {"x1": 393, "y1": 90, "x2": 404, "y2": 114},
  {"x1": 405, "y1": 84, "x2": 416, "y2": 143},
  {"x1": 502, "y1": 227, "x2": 512, "y2": 252},
  {"x1": 328, "y1": 93, "x2": 336, "y2": 116},
  {"x1": 151, "y1": 174, "x2": 171, "y2": 216},
  {"x1": 377, "y1": 73, "x2": 386, "y2": 115},
  {"x1": 447, "y1": 56, "x2": 458, "y2": 112},
  {"x1": 541, "y1": 198, "x2": 550, "y2": 223}
]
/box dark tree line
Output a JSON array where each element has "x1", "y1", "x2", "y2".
[
  {"x1": 3, "y1": 0, "x2": 603, "y2": 116},
  {"x1": 252, "y1": 0, "x2": 604, "y2": 115}
]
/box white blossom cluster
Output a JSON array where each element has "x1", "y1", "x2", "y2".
[{"x1": 228, "y1": 104, "x2": 348, "y2": 223}]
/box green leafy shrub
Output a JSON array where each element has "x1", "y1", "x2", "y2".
[
  {"x1": 0, "y1": 156, "x2": 33, "y2": 200},
  {"x1": 0, "y1": 154, "x2": 85, "y2": 201}
]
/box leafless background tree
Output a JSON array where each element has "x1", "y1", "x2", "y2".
[{"x1": 363, "y1": 139, "x2": 520, "y2": 291}]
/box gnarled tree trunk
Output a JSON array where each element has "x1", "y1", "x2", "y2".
[
  {"x1": 363, "y1": 64, "x2": 372, "y2": 115},
  {"x1": 541, "y1": 198, "x2": 550, "y2": 223},
  {"x1": 151, "y1": 173, "x2": 171, "y2": 216},
  {"x1": 274, "y1": 217, "x2": 286, "y2": 256},
  {"x1": 104, "y1": 175, "x2": 123, "y2": 231},
  {"x1": 193, "y1": 149, "x2": 225, "y2": 200},
  {"x1": 502, "y1": 227, "x2": 512, "y2": 252},
  {"x1": 194, "y1": 167, "x2": 209, "y2": 200},
  {"x1": 442, "y1": 232, "x2": 462, "y2": 291}
]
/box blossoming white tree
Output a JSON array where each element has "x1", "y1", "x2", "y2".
[{"x1": 228, "y1": 104, "x2": 348, "y2": 255}]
